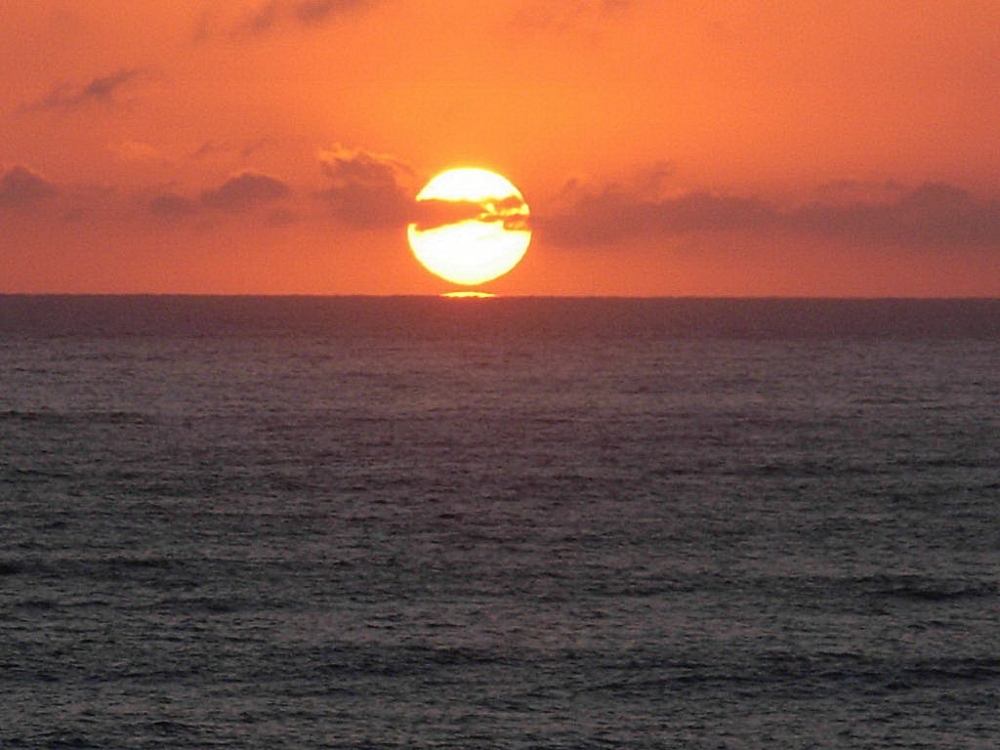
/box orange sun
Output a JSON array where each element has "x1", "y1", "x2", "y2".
[{"x1": 407, "y1": 168, "x2": 531, "y2": 286}]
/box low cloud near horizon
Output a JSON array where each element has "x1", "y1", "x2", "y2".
[
  {"x1": 539, "y1": 177, "x2": 1000, "y2": 250},
  {"x1": 5, "y1": 158, "x2": 999, "y2": 254}
]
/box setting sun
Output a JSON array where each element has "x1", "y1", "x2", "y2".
[{"x1": 407, "y1": 168, "x2": 531, "y2": 287}]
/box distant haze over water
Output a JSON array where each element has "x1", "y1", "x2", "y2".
[{"x1": 2, "y1": 295, "x2": 1000, "y2": 339}]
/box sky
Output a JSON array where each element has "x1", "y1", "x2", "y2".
[{"x1": 2, "y1": 0, "x2": 999, "y2": 296}]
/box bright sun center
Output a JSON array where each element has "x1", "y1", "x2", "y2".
[{"x1": 407, "y1": 167, "x2": 531, "y2": 287}]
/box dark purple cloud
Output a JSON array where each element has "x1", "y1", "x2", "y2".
[
  {"x1": 201, "y1": 172, "x2": 291, "y2": 210},
  {"x1": 295, "y1": 0, "x2": 370, "y2": 25},
  {"x1": 409, "y1": 198, "x2": 486, "y2": 231},
  {"x1": 316, "y1": 146, "x2": 414, "y2": 229},
  {"x1": 540, "y1": 178, "x2": 1000, "y2": 248},
  {"x1": 541, "y1": 185, "x2": 774, "y2": 245},
  {"x1": 24, "y1": 68, "x2": 144, "y2": 111},
  {"x1": 149, "y1": 193, "x2": 199, "y2": 218},
  {"x1": 266, "y1": 207, "x2": 299, "y2": 226},
  {"x1": 793, "y1": 183, "x2": 1000, "y2": 246},
  {"x1": 0, "y1": 166, "x2": 58, "y2": 206},
  {"x1": 230, "y1": 0, "x2": 379, "y2": 36},
  {"x1": 236, "y1": 1, "x2": 280, "y2": 35},
  {"x1": 813, "y1": 179, "x2": 907, "y2": 203},
  {"x1": 190, "y1": 137, "x2": 275, "y2": 161},
  {"x1": 191, "y1": 140, "x2": 229, "y2": 160}
]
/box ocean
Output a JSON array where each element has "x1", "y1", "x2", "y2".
[{"x1": 2, "y1": 296, "x2": 999, "y2": 749}]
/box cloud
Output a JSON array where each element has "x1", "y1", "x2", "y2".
[
  {"x1": 793, "y1": 183, "x2": 1000, "y2": 246},
  {"x1": 24, "y1": 68, "x2": 144, "y2": 111},
  {"x1": 266, "y1": 207, "x2": 299, "y2": 226},
  {"x1": 813, "y1": 179, "x2": 907, "y2": 205},
  {"x1": 316, "y1": 145, "x2": 415, "y2": 228},
  {"x1": 409, "y1": 195, "x2": 531, "y2": 232},
  {"x1": 190, "y1": 136, "x2": 277, "y2": 161},
  {"x1": 541, "y1": 175, "x2": 1000, "y2": 248},
  {"x1": 0, "y1": 166, "x2": 58, "y2": 206},
  {"x1": 542, "y1": 182, "x2": 774, "y2": 245},
  {"x1": 200, "y1": 171, "x2": 291, "y2": 210},
  {"x1": 236, "y1": 1, "x2": 281, "y2": 35},
  {"x1": 295, "y1": 0, "x2": 369, "y2": 25},
  {"x1": 227, "y1": 0, "x2": 380, "y2": 37},
  {"x1": 316, "y1": 149, "x2": 533, "y2": 232},
  {"x1": 149, "y1": 193, "x2": 199, "y2": 218},
  {"x1": 409, "y1": 199, "x2": 486, "y2": 230},
  {"x1": 191, "y1": 140, "x2": 229, "y2": 160}
]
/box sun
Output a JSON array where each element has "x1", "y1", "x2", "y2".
[{"x1": 407, "y1": 168, "x2": 531, "y2": 287}]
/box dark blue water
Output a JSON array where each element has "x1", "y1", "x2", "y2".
[{"x1": 2, "y1": 297, "x2": 999, "y2": 749}]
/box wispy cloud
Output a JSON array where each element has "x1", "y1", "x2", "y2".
[
  {"x1": 235, "y1": 0, "x2": 281, "y2": 36},
  {"x1": 191, "y1": 140, "x2": 229, "y2": 160},
  {"x1": 23, "y1": 68, "x2": 145, "y2": 112},
  {"x1": 190, "y1": 137, "x2": 277, "y2": 162},
  {"x1": 225, "y1": 0, "x2": 381, "y2": 38},
  {"x1": 295, "y1": 0, "x2": 370, "y2": 26}
]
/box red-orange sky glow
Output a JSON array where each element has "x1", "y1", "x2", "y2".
[{"x1": 3, "y1": 1, "x2": 999, "y2": 296}]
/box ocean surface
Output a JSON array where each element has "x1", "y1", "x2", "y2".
[{"x1": 2, "y1": 296, "x2": 999, "y2": 749}]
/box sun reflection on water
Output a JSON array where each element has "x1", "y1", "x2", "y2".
[{"x1": 441, "y1": 290, "x2": 496, "y2": 299}]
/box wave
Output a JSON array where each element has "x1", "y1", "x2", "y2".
[{"x1": 0, "y1": 409, "x2": 155, "y2": 426}]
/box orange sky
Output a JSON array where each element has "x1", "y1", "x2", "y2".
[{"x1": 2, "y1": 1, "x2": 999, "y2": 296}]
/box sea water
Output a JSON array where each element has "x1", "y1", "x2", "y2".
[{"x1": 1, "y1": 296, "x2": 999, "y2": 749}]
